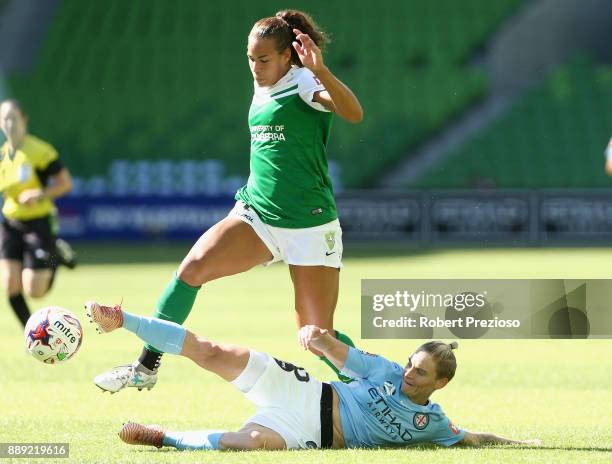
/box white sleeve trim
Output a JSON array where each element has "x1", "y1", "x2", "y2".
[{"x1": 297, "y1": 68, "x2": 331, "y2": 112}]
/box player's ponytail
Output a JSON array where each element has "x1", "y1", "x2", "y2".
[
  {"x1": 250, "y1": 10, "x2": 329, "y2": 67},
  {"x1": 415, "y1": 340, "x2": 458, "y2": 382}
]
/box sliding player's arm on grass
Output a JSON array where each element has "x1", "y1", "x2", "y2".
[
  {"x1": 299, "y1": 325, "x2": 394, "y2": 380},
  {"x1": 458, "y1": 431, "x2": 541, "y2": 447}
]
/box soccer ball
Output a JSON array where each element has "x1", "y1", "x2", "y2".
[{"x1": 24, "y1": 307, "x2": 83, "y2": 364}]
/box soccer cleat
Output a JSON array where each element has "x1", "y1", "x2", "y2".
[
  {"x1": 85, "y1": 301, "x2": 124, "y2": 334},
  {"x1": 94, "y1": 363, "x2": 158, "y2": 393},
  {"x1": 55, "y1": 238, "x2": 78, "y2": 269},
  {"x1": 119, "y1": 422, "x2": 165, "y2": 448}
]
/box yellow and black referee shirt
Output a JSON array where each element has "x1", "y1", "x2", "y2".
[{"x1": 0, "y1": 134, "x2": 63, "y2": 221}]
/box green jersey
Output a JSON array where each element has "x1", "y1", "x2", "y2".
[{"x1": 236, "y1": 66, "x2": 336, "y2": 228}]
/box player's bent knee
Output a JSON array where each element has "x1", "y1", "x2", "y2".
[
  {"x1": 177, "y1": 259, "x2": 213, "y2": 287},
  {"x1": 246, "y1": 431, "x2": 267, "y2": 450},
  {"x1": 195, "y1": 336, "x2": 220, "y2": 359}
]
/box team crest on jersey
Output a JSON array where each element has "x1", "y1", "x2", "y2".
[
  {"x1": 383, "y1": 380, "x2": 396, "y2": 396},
  {"x1": 325, "y1": 231, "x2": 335, "y2": 251},
  {"x1": 413, "y1": 413, "x2": 429, "y2": 430}
]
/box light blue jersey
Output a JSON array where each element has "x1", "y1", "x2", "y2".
[{"x1": 331, "y1": 347, "x2": 465, "y2": 448}]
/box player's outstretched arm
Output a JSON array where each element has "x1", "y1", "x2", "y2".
[
  {"x1": 292, "y1": 28, "x2": 363, "y2": 124},
  {"x1": 458, "y1": 431, "x2": 542, "y2": 447},
  {"x1": 299, "y1": 325, "x2": 349, "y2": 371}
]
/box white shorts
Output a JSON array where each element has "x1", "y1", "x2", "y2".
[
  {"x1": 243, "y1": 353, "x2": 325, "y2": 449},
  {"x1": 230, "y1": 201, "x2": 343, "y2": 268}
]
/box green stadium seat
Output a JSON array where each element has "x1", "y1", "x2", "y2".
[{"x1": 415, "y1": 57, "x2": 612, "y2": 188}]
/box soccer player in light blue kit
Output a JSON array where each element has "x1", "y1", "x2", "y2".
[{"x1": 87, "y1": 302, "x2": 541, "y2": 450}]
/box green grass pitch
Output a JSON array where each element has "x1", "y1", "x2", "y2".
[{"x1": 1, "y1": 245, "x2": 611, "y2": 463}]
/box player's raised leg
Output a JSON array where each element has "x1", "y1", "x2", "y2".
[
  {"x1": 91, "y1": 216, "x2": 273, "y2": 393},
  {"x1": 86, "y1": 297, "x2": 251, "y2": 392},
  {"x1": 141, "y1": 215, "x2": 273, "y2": 367},
  {"x1": 290, "y1": 264, "x2": 354, "y2": 382},
  {"x1": 88, "y1": 300, "x2": 251, "y2": 380},
  {"x1": 89, "y1": 303, "x2": 287, "y2": 450}
]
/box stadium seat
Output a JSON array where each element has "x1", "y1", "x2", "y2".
[{"x1": 415, "y1": 57, "x2": 612, "y2": 188}]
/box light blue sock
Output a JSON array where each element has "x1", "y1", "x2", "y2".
[
  {"x1": 121, "y1": 311, "x2": 187, "y2": 355},
  {"x1": 162, "y1": 430, "x2": 225, "y2": 450}
]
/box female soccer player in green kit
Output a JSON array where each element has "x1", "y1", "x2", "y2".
[{"x1": 91, "y1": 10, "x2": 364, "y2": 393}]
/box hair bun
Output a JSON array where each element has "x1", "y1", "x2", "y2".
[
  {"x1": 448, "y1": 341, "x2": 459, "y2": 350},
  {"x1": 274, "y1": 9, "x2": 329, "y2": 50}
]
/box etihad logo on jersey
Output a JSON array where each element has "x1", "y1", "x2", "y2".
[{"x1": 367, "y1": 387, "x2": 413, "y2": 442}]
